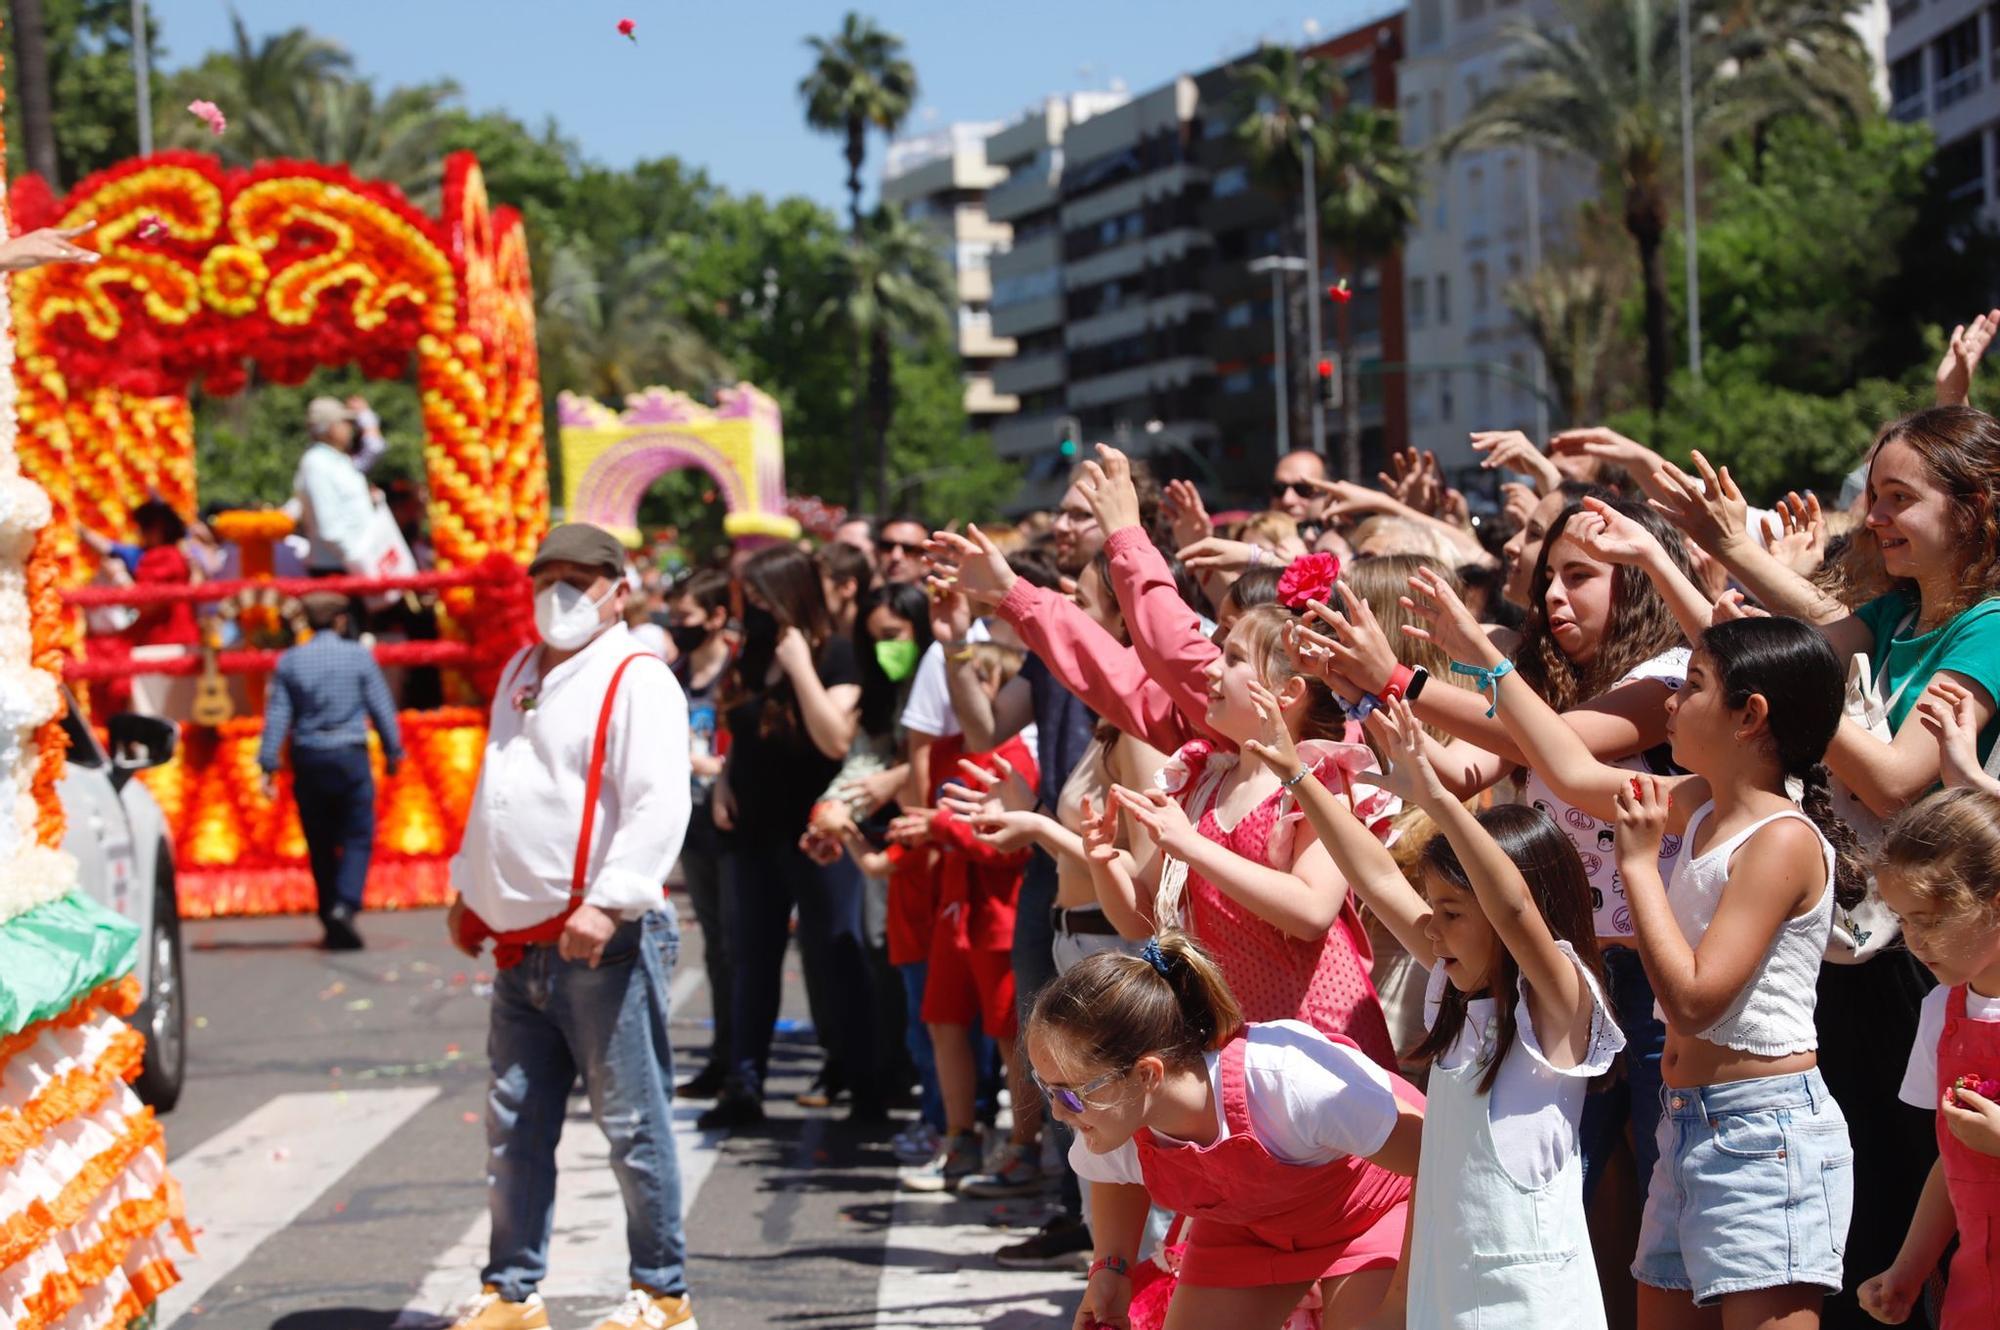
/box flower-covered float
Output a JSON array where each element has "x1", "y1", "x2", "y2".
[
  {"x1": 0, "y1": 47, "x2": 193, "y2": 1330},
  {"x1": 9, "y1": 149, "x2": 547, "y2": 916}
]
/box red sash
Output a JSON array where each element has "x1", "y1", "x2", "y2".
[{"x1": 455, "y1": 652, "x2": 657, "y2": 969}]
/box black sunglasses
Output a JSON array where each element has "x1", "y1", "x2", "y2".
[
  {"x1": 876, "y1": 539, "x2": 925, "y2": 558},
  {"x1": 1270, "y1": 481, "x2": 1313, "y2": 500}
]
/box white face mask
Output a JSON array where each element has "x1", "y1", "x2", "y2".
[{"x1": 535, "y1": 581, "x2": 612, "y2": 651}]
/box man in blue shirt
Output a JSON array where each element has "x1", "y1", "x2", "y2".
[{"x1": 259, "y1": 592, "x2": 404, "y2": 949}]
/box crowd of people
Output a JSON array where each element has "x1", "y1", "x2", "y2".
[{"x1": 569, "y1": 313, "x2": 2000, "y2": 1330}]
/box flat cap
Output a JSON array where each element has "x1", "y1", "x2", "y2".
[
  {"x1": 528, "y1": 523, "x2": 627, "y2": 579},
  {"x1": 306, "y1": 396, "x2": 355, "y2": 431},
  {"x1": 300, "y1": 591, "x2": 351, "y2": 622}
]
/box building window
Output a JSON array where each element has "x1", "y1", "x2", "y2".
[
  {"x1": 1465, "y1": 75, "x2": 1483, "y2": 116},
  {"x1": 1471, "y1": 261, "x2": 1489, "y2": 316},
  {"x1": 1408, "y1": 277, "x2": 1428, "y2": 328},
  {"x1": 1402, "y1": 95, "x2": 1424, "y2": 146},
  {"x1": 1437, "y1": 274, "x2": 1452, "y2": 325},
  {"x1": 1938, "y1": 135, "x2": 1986, "y2": 204},
  {"x1": 1429, "y1": 90, "x2": 1446, "y2": 141},
  {"x1": 1466, "y1": 166, "x2": 1487, "y2": 237},
  {"x1": 1889, "y1": 0, "x2": 1919, "y2": 22},
  {"x1": 1222, "y1": 369, "x2": 1255, "y2": 394},
  {"x1": 1936, "y1": 18, "x2": 1983, "y2": 111},
  {"x1": 1214, "y1": 165, "x2": 1251, "y2": 198},
  {"x1": 1890, "y1": 52, "x2": 1925, "y2": 121},
  {"x1": 1223, "y1": 301, "x2": 1254, "y2": 329},
  {"x1": 1440, "y1": 377, "x2": 1455, "y2": 422},
  {"x1": 1411, "y1": 372, "x2": 1432, "y2": 424},
  {"x1": 1416, "y1": 0, "x2": 1443, "y2": 48}
]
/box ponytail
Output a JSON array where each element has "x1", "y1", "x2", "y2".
[
  {"x1": 1029, "y1": 930, "x2": 1244, "y2": 1073},
  {"x1": 1798, "y1": 762, "x2": 1867, "y2": 911}
]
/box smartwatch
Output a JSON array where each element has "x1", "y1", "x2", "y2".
[{"x1": 1405, "y1": 665, "x2": 1430, "y2": 703}]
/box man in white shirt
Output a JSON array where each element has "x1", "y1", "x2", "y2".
[
  {"x1": 442, "y1": 522, "x2": 698, "y2": 1330},
  {"x1": 291, "y1": 397, "x2": 377, "y2": 575}
]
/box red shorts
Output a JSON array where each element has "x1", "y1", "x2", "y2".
[{"x1": 921, "y1": 926, "x2": 1017, "y2": 1039}]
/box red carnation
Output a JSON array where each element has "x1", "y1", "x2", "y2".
[
  {"x1": 1276, "y1": 552, "x2": 1341, "y2": 610},
  {"x1": 617, "y1": 17, "x2": 638, "y2": 40},
  {"x1": 1328, "y1": 279, "x2": 1353, "y2": 304},
  {"x1": 1955, "y1": 1073, "x2": 2000, "y2": 1103}
]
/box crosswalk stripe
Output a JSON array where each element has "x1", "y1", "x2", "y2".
[
  {"x1": 872, "y1": 1184, "x2": 1079, "y2": 1327},
  {"x1": 157, "y1": 1087, "x2": 441, "y2": 1328}
]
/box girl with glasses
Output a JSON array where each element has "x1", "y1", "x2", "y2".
[{"x1": 1027, "y1": 932, "x2": 1422, "y2": 1330}]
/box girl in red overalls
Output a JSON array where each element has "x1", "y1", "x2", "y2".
[
  {"x1": 1027, "y1": 931, "x2": 1423, "y2": 1330},
  {"x1": 1860, "y1": 786, "x2": 2000, "y2": 1327}
]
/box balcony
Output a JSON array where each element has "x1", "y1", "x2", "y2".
[
  {"x1": 991, "y1": 231, "x2": 1061, "y2": 281},
  {"x1": 964, "y1": 375, "x2": 1020, "y2": 418},
  {"x1": 958, "y1": 266, "x2": 994, "y2": 304},
  {"x1": 959, "y1": 310, "x2": 1017, "y2": 359},
  {"x1": 993, "y1": 349, "x2": 1066, "y2": 396},
  {"x1": 1066, "y1": 292, "x2": 1213, "y2": 351},
  {"x1": 1060, "y1": 162, "x2": 1210, "y2": 231},
  {"x1": 988, "y1": 162, "x2": 1060, "y2": 223},
  {"x1": 1067, "y1": 355, "x2": 1215, "y2": 410},
  {"x1": 992, "y1": 291, "x2": 1065, "y2": 338},
  {"x1": 1063, "y1": 228, "x2": 1213, "y2": 292},
  {"x1": 1936, "y1": 63, "x2": 1983, "y2": 112}
]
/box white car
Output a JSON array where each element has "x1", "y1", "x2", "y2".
[{"x1": 56, "y1": 687, "x2": 183, "y2": 1110}]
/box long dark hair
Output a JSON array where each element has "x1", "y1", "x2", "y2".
[
  {"x1": 1868, "y1": 406, "x2": 2000, "y2": 620},
  {"x1": 735, "y1": 544, "x2": 835, "y2": 742},
  {"x1": 855, "y1": 582, "x2": 933, "y2": 739},
  {"x1": 1701, "y1": 616, "x2": 1866, "y2": 910},
  {"x1": 1405, "y1": 804, "x2": 1604, "y2": 1093},
  {"x1": 1517, "y1": 499, "x2": 1695, "y2": 714}
]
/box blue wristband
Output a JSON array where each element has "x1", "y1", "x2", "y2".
[{"x1": 1450, "y1": 657, "x2": 1514, "y2": 718}]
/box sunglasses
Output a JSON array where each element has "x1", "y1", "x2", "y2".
[
  {"x1": 1270, "y1": 481, "x2": 1314, "y2": 500},
  {"x1": 876, "y1": 540, "x2": 926, "y2": 558},
  {"x1": 1029, "y1": 1065, "x2": 1129, "y2": 1115}
]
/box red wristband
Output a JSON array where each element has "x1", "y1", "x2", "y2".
[
  {"x1": 1088, "y1": 1255, "x2": 1132, "y2": 1279},
  {"x1": 1382, "y1": 663, "x2": 1416, "y2": 703}
]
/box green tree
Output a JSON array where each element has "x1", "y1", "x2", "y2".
[
  {"x1": 800, "y1": 11, "x2": 918, "y2": 509},
  {"x1": 0, "y1": 0, "x2": 154, "y2": 187},
  {"x1": 1442, "y1": 0, "x2": 1869, "y2": 414},
  {"x1": 1507, "y1": 258, "x2": 1624, "y2": 425},
  {"x1": 885, "y1": 337, "x2": 1016, "y2": 525},
  {"x1": 537, "y1": 242, "x2": 735, "y2": 406},
  {"x1": 1230, "y1": 42, "x2": 1337, "y2": 452},
  {"x1": 9, "y1": 0, "x2": 58, "y2": 183},
  {"x1": 193, "y1": 366, "x2": 424, "y2": 511},
  {"x1": 1319, "y1": 102, "x2": 1418, "y2": 478},
  {"x1": 822, "y1": 205, "x2": 954, "y2": 515}
]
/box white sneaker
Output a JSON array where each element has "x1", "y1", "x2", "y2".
[
  {"x1": 892, "y1": 1121, "x2": 941, "y2": 1164},
  {"x1": 592, "y1": 1286, "x2": 697, "y2": 1330},
  {"x1": 448, "y1": 1286, "x2": 549, "y2": 1330}
]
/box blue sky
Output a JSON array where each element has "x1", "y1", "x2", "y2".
[{"x1": 150, "y1": 1, "x2": 1396, "y2": 211}]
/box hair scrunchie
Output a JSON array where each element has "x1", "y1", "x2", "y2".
[{"x1": 1141, "y1": 937, "x2": 1171, "y2": 977}]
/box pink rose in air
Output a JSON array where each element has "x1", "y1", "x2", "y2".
[
  {"x1": 187, "y1": 100, "x2": 226, "y2": 136},
  {"x1": 1276, "y1": 552, "x2": 1341, "y2": 610}
]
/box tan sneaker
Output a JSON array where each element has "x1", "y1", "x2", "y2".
[
  {"x1": 449, "y1": 1286, "x2": 549, "y2": 1330},
  {"x1": 592, "y1": 1285, "x2": 697, "y2": 1330}
]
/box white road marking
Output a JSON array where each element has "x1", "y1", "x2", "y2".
[
  {"x1": 871, "y1": 1184, "x2": 1079, "y2": 1329},
  {"x1": 157, "y1": 1088, "x2": 440, "y2": 1328}
]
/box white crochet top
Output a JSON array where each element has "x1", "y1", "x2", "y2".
[{"x1": 1659, "y1": 802, "x2": 1834, "y2": 1056}]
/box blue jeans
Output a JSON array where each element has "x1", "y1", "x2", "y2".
[
  {"x1": 1014, "y1": 851, "x2": 1079, "y2": 1216},
  {"x1": 724, "y1": 841, "x2": 877, "y2": 1102},
  {"x1": 898, "y1": 962, "x2": 946, "y2": 1132},
  {"x1": 1580, "y1": 944, "x2": 1668, "y2": 1206},
  {"x1": 677, "y1": 806, "x2": 732, "y2": 1071},
  {"x1": 290, "y1": 745, "x2": 373, "y2": 915},
  {"x1": 483, "y1": 910, "x2": 688, "y2": 1300}
]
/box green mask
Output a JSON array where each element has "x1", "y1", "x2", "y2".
[{"x1": 874, "y1": 637, "x2": 920, "y2": 683}]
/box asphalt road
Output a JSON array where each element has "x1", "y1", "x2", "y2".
[{"x1": 152, "y1": 897, "x2": 1082, "y2": 1330}]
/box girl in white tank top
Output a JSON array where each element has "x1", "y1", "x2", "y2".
[{"x1": 1405, "y1": 572, "x2": 1864, "y2": 1328}]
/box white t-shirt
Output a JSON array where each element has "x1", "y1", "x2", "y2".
[
  {"x1": 900, "y1": 621, "x2": 991, "y2": 738},
  {"x1": 629, "y1": 621, "x2": 670, "y2": 661},
  {"x1": 1512, "y1": 646, "x2": 1690, "y2": 939},
  {"x1": 1066, "y1": 1020, "x2": 1400, "y2": 1187},
  {"x1": 1899, "y1": 983, "x2": 2000, "y2": 1110},
  {"x1": 1423, "y1": 940, "x2": 1625, "y2": 1188}
]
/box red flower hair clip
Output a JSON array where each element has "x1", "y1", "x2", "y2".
[{"x1": 1276, "y1": 552, "x2": 1341, "y2": 610}]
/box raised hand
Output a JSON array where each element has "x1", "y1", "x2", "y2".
[
  {"x1": 1177, "y1": 536, "x2": 1260, "y2": 578},
  {"x1": 1306, "y1": 581, "x2": 1400, "y2": 695},
  {"x1": 1567, "y1": 496, "x2": 1663, "y2": 567},
  {"x1": 1471, "y1": 430, "x2": 1562, "y2": 495},
  {"x1": 1109, "y1": 784, "x2": 1200, "y2": 857},
  {"x1": 1710, "y1": 588, "x2": 1770, "y2": 626},
  {"x1": 1613, "y1": 773, "x2": 1669, "y2": 865},
  {"x1": 940, "y1": 753, "x2": 1035, "y2": 817},
  {"x1": 1761, "y1": 490, "x2": 1826, "y2": 577},
  {"x1": 1917, "y1": 676, "x2": 2000, "y2": 793},
  {"x1": 1937, "y1": 309, "x2": 2000, "y2": 407},
  {"x1": 1077, "y1": 444, "x2": 1144, "y2": 533},
  {"x1": 928, "y1": 579, "x2": 973, "y2": 646},
  {"x1": 1162, "y1": 478, "x2": 1214, "y2": 548},
  {"x1": 969, "y1": 809, "x2": 1041, "y2": 853},
  {"x1": 1648, "y1": 450, "x2": 1750, "y2": 555},
  {"x1": 1368, "y1": 696, "x2": 1450, "y2": 810},
  {"x1": 0, "y1": 223, "x2": 100, "y2": 271},
  {"x1": 1399, "y1": 565, "x2": 1492, "y2": 664},
  {"x1": 1499, "y1": 481, "x2": 1539, "y2": 529},
  {"x1": 927, "y1": 525, "x2": 1016, "y2": 608},
  {"x1": 1079, "y1": 793, "x2": 1120, "y2": 864},
  {"x1": 1306, "y1": 478, "x2": 1403, "y2": 523},
  {"x1": 1240, "y1": 679, "x2": 1304, "y2": 778}
]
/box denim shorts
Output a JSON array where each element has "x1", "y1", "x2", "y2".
[{"x1": 1633, "y1": 1068, "x2": 1853, "y2": 1306}]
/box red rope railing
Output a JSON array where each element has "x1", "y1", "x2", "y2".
[
  {"x1": 62, "y1": 639, "x2": 479, "y2": 681},
  {"x1": 60, "y1": 562, "x2": 522, "y2": 608}
]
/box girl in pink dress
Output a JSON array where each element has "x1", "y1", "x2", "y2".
[{"x1": 1084, "y1": 602, "x2": 1400, "y2": 1071}]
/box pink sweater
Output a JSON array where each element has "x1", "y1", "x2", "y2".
[{"x1": 995, "y1": 526, "x2": 1223, "y2": 751}]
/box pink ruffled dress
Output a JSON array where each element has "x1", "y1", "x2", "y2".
[{"x1": 1157, "y1": 739, "x2": 1398, "y2": 1071}]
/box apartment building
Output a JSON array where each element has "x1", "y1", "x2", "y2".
[
  {"x1": 881, "y1": 121, "x2": 1020, "y2": 432},
  {"x1": 1886, "y1": 0, "x2": 1999, "y2": 220},
  {"x1": 981, "y1": 18, "x2": 1408, "y2": 510}
]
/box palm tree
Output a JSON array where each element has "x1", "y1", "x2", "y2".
[
  {"x1": 1506, "y1": 259, "x2": 1623, "y2": 425},
  {"x1": 799, "y1": 13, "x2": 918, "y2": 238},
  {"x1": 538, "y1": 242, "x2": 735, "y2": 406},
  {"x1": 801, "y1": 12, "x2": 918, "y2": 506},
  {"x1": 10, "y1": 0, "x2": 60, "y2": 185},
  {"x1": 1709, "y1": 0, "x2": 1874, "y2": 171},
  {"x1": 1441, "y1": 0, "x2": 1756, "y2": 413},
  {"x1": 1319, "y1": 104, "x2": 1419, "y2": 479},
  {"x1": 822, "y1": 205, "x2": 952, "y2": 515},
  {"x1": 1231, "y1": 43, "x2": 1340, "y2": 452}
]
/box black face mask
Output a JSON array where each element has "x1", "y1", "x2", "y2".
[
  {"x1": 668, "y1": 622, "x2": 711, "y2": 657},
  {"x1": 741, "y1": 605, "x2": 780, "y2": 649}
]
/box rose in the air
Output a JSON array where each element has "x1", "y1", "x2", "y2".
[
  {"x1": 617, "y1": 17, "x2": 637, "y2": 40},
  {"x1": 1276, "y1": 552, "x2": 1341, "y2": 610},
  {"x1": 188, "y1": 100, "x2": 227, "y2": 136}
]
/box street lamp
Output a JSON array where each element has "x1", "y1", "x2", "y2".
[
  {"x1": 1679, "y1": 0, "x2": 1701, "y2": 382},
  {"x1": 1299, "y1": 112, "x2": 1326, "y2": 456},
  {"x1": 132, "y1": 0, "x2": 152, "y2": 154},
  {"x1": 1248, "y1": 255, "x2": 1309, "y2": 464}
]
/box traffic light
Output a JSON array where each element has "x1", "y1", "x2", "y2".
[
  {"x1": 1317, "y1": 356, "x2": 1343, "y2": 409},
  {"x1": 1055, "y1": 415, "x2": 1082, "y2": 458},
  {"x1": 1059, "y1": 435, "x2": 1078, "y2": 458}
]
